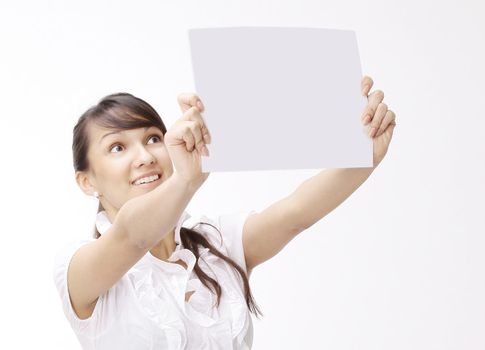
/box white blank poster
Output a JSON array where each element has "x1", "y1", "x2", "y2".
[{"x1": 188, "y1": 27, "x2": 372, "y2": 172}]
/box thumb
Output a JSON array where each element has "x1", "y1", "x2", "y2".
[
  {"x1": 177, "y1": 93, "x2": 204, "y2": 113},
  {"x1": 361, "y1": 75, "x2": 373, "y2": 97}
]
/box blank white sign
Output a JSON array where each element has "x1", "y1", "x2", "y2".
[{"x1": 188, "y1": 27, "x2": 372, "y2": 172}]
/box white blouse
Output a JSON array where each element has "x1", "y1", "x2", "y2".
[{"x1": 53, "y1": 209, "x2": 256, "y2": 350}]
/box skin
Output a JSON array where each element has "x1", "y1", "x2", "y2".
[
  {"x1": 70, "y1": 94, "x2": 213, "y2": 319},
  {"x1": 360, "y1": 75, "x2": 396, "y2": 165},
  {"x1": 75, "y1": 75, "x2": 395, "y2": 268},
  {"x1": 69, "y1": 75, "x2": 395, "y2": 319},
  {"x1": 75, "y1": 123, "x2": 180, "y2": 261},
  {"x1": 240, "y1": 75, "x2": 397, "y2": 271}
]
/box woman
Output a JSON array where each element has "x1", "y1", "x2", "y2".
[{"x1": 53, "y1": 76, "x2": 396, "y2": 349}]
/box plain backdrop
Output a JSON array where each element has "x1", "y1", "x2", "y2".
[{"x1": 1, "y1": 0, "x2": 484, "y2": 349}]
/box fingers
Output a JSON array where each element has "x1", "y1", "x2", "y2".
[
  {"x1": 183, "y1": 106, "x2": 212, "y2": 145},
  {"x1": 178, "y1": 94, "x2": 211, "y2": 144},
  {"x1": 177, "y1": 93, "x2": 205, "y2": 113},
  {"x1": 360, "y1": 77, "x2": 397, "y2": 139},
  {"x1": 182, "y1": 121, "x2": 204, "y2": 152},
  {"x1": 361, "y1": 89, "x2": 384, "y2": 123},
  {"x1": 182, "y1": 106, "x2": 210, "y2": 155},
  {"x1": 181, "y1": 128, "x2": 196, "y2": 152},
  {"x1": 361, "y1": 76, "x2": 374, "y2": 96},
  {"x1": 367, "y1": 102, "x2": 387, "y2": 138},
  {"x1": 375, "y1": 110, "x2": 396, "y2": 138},
  {"x1": 178, "y1": 119, "x2": 208, "y2": 155}
]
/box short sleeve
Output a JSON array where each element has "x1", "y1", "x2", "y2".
[
  {"x1": 200, "y1": 210, "x2": 257, "y2": 274},
  {"x1": 52, "y1": 238, "x2": 104, "y2": 334}
]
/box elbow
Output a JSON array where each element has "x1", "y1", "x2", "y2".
[
  {"x1": 128, "y1": 234, "x2": 153, "y2": 251},
  {"x1": 286, "y1": 202, "x2": 310, "y2": 234}
]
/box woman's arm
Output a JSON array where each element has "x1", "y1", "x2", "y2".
[
  {"x1": 243, "y1": 76, "x2": 396, "y2": 271},
  {"x1": 68, "y1": 94, "x2": 209, "y2": 319},
  {"x1": 289, "y1": 166, "x2": 375, "y2": 229},
  {"x1": 120, "y1": 172, "x2": 200, "y2": 249},
  {"x1": 243, "y1": 167, "x2": 374, "y2": 271},
  {"x1": 68, "y1": 173, "x2": 199, "y2": 319}
]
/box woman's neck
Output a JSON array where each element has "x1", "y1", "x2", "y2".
[{"x1": 149, "y1": 229, "x2": 177, "y2": 261}]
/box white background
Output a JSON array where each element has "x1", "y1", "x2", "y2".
[{"x1": 1, "y1": 0, "x2": 484, "y2": 349}]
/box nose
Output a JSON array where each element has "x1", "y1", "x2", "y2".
[{"x1": 133, "y1": 144, "x2": 156, "y2": 168}]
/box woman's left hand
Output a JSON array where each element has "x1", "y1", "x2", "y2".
[{"x1": 360, "y1": 76, "x2": 397, "y2": 167}]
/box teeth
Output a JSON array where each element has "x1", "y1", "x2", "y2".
[{"x1": 134, "y1": 174, "x2": 159, "y2": 185}]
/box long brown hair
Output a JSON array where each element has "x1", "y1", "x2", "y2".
[{"x1": 72, "y1": 92, "x2": 262, "y2": 317}]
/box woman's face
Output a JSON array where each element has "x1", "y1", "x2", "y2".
[{"x1": 81, "y1": 122, "x2": 173, "y2": 213}]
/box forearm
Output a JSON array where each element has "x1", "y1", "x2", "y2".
[
  {"x1": 117, "y1": 173, "x2": 200, "y2": 250},
  {"x1": 290, "y1": 166, "x2": 375, "y2": 230}
]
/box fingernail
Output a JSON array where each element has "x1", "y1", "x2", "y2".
[
  {"x1": 369, "y1": 127, "x2": 376, "y2": 138},
  {"x1": 202, "y1": 145, "x2": 209, "y2": 156},
  {"x1": 363, "y1": 115, "x2": 371, "y2": 125},
  {"x1": 197, "y1": 100, "x2": 204, "y2": 110},
  {"x1": 203, "y1": 133, "x2": 210, "y2": 143}
]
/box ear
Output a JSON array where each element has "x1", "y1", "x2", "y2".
[{"x1": 75, "y1": 170, "x2": 96, "y2": 197}]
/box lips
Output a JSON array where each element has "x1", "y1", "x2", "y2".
[{"x1": 131, "y1": 171, "x2": 162, "y2": 185}]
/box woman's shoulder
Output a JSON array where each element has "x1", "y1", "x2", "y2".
[
  {"x1": 185, "y1": 210, "x2": 257, "y2": 270},
  {"x1": 53, "y1": 237, "x2": 97, "y2": 269},
  {"x1": 52, "y1": 237, "x2": 99, "y2": 330},
  {"x1": 199, "y1": 210, "x2": 256, "y2": 237},
  {"x1": 52, "y1": 237, "x2": 97, "y2": 290},
  {"x1": 187, "y1": 210, "x2": 256, "y2": 233}
]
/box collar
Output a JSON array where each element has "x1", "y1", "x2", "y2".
[{"x1": 95, "y1": 210, "x2": 193, "y2": 246}]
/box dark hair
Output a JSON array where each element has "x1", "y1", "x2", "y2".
[{"x1": 72, "y1": 92, "x2": 262, "y2": 317}]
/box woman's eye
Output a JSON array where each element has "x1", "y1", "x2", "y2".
[
  {"x1": 147, "y1": 135, "x2": 161, "y2": 144},
  {"x1": 109, "y1": 144, "x2": 123, "y2": 153},
  {"x1": 108, "y1": 135, "x2": 160, "y2": 153}
]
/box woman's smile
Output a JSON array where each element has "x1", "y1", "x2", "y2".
[{"x1": 132, "y1": 173, "x2": 163, "y2": 187}]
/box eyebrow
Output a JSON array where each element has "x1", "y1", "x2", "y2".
[{"x1": 99, "y1": 126, "x2": 151, "y2": 144}]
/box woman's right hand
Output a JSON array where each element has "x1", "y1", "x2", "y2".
[{"x1": 164, "y1": 93, "x2": 212, "y2": 188}]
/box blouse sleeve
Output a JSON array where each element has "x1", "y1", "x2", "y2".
[
  {"x1": 198, "y1": 210, "x2": 257, "y2": 274},
  {"x1": 52, "y1": 238, "x2": 105, "y2": 335}
]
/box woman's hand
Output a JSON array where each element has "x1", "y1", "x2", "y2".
[
  {"x1": 360, "y1": 76, "x2": 397, "y2": 167},
  {"x1": 164, "y1": 93, "x2": 212, "y2": 187}
]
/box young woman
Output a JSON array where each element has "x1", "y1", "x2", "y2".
[{"x1": 53, "y1": 76, "x2": 396, "y2": 349}]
